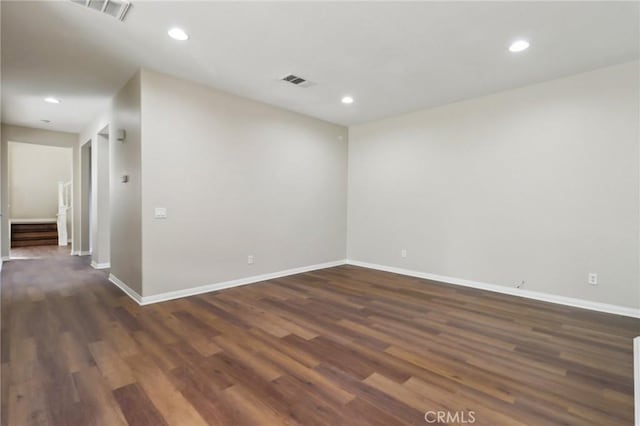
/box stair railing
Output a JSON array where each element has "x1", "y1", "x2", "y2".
[{"x1": 57, "y1": 181, "x2": 72, "y2": 246}]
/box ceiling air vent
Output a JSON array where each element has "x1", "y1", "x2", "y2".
[
  {"x1": 69, "y1": 0, "x2": 132, "y2": 22},
  {"x1": 281, "y1": 74, "x2": 315, "y2": 88}
]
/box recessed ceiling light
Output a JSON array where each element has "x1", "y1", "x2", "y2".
[
  {"x1": 341, "y1": 96, "x2": 354, "y2": 104},
  {"x1": 44, "y1": 97, "x2": 60, "y2": 104},
  {"x1": 509, "y1": 40, "x2": 530, "y2": 53},
  {"x1": 168, "y1": 28, "x2": 189, "y2": 41},
  {"x1": 41, "y1": 119, "x2": 51, "y2": 123}
]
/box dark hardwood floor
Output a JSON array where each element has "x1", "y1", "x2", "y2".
[
  {"x1": 9, "y1": 245, "x2": 71, "y2": 260},
  {"x1": 1, "y1": 248, "x2": 638, "y2": 425}
]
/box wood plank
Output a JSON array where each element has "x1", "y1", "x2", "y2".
[
  {"x1": 124, "y1": 353, "x2": 208, "y2": 426},
  {"x1": 113, "y1": 383, "x2": 168, "y2": 426},
  {"x1": 2, "y1": 248, "x2": 637, "y2": 425},
  {"x1": 88, "y1": 341, "x2": 136, "y2": 390}
]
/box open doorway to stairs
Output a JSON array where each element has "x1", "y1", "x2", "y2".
[{"x1": 8, "y1": 141, "x2": 73, "y2": 259}]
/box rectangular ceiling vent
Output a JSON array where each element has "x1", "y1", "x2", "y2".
[
  {"x1": 281, "y1": 74, "x2": 315, "y2": 88},
  {"x1": 69, "y1": 0, "x2": 132, "y2": 22}
]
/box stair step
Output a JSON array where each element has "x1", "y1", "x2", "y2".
[
  {"x1": 12, "y1": 223, "x2": 57, "y2": 232},
  {"x1": 11, "y1": 239, "x2": 59, "y2": 248},
  {"x1": 11, "y1": 231, "x2": 59, "y2": 240},
  {"x1": 11, "y1": 222, "x2": 59, "y2": 248}
]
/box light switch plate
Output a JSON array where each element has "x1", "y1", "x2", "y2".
[{"x1": 154, "y1": 207, "x2": 167, "y2": 219}]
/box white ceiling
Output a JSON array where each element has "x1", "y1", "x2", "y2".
[{"x1": 2, "y1": 1, "x2": 639, "y2": 133}]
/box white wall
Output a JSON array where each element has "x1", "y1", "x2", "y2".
[
  {"x1": 0, "y1": 124, "x2": 79, "y2": 257},
  {"x1": 140, "y1": 69, "x2": 348, "y2": 296},
  {"x1": 80, "y1": 143, "x2": 91, "y2": 253},
  {"x1": 348, "y1": 61, "x2": 640, "y2": 310},
  {"x1": 89, "y1": 131, "x2": 110, "y2": 267},
  {"x1": 8, "y1": 142, "x2": 72, "y2": 219},
  {"x1": 78, "y1": 115, "x2": 109, "y2": 266}
]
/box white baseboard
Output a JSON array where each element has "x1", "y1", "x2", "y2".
[
  {"x1": 75, "y1": 251, "x2": 91, "y2": 256},
  {"x1": 106, "y1": 257, "x2": 638, "y2": 318},
  {"x1": 109, "y1": 274, "x2": 143, "y2": 304},
  {"x1": 346, "y1": 260, "x2": 640, "y2": 319},
  {"x1": 109, "y1": 259, "x2": 347, "y2": 306},
  {"x1": 91, "y1": 261, "x2": 110, "y2": 269},
  {"x1": 141, "y1": 259, "x2": 347, "y2": 305},
  {"x1": 1, "y1": 256, "x2": 10, "y2": 261},
  {"x1": 635, "y1": 337, "x2": 640, "y2": 426}
]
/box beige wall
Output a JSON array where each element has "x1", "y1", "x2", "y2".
[
  {"x1": 78, "y1": 72, "x2": 142, "y2": 290},
  {"x1": 8, "y1": 142, "x2": 72, "y2": 219},
  {"x1": 110, "y1": 72, "x2": 142, "y2": 291},
  {"x1": 56, "y1": 62, "x2": 638, "y2": 313},
  {"x1": 139, "y1": 69, "x2": 348, "y2": 296},
  {"x1": 1, "y1": 124, "x2": 79, "y2": 257},
  {"x1": 348, "y1": 61, "x2": 640, "y2": 309}
]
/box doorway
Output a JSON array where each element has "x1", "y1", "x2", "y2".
[{"x1": 7, "y1": 141, "x2": 73, "y2": 259}]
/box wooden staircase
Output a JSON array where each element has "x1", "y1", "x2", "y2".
[{"x1": 11, "y1": 223, "x2": 59, "y2": 247}]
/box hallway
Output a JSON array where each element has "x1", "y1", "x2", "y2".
[{"x1": 1, "y1": 251, "x2": 638, "y2": 425}]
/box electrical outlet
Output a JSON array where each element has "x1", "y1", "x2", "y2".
[
  {"x1": 248, "y1": 255, "x2": 254, "y2": 265},
  {"x1": 588, "y1": 273, "x2": 598, "y2": 286},
  {"x1": 401, "y1": 249, "x2": 407, "y2": 258}
]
